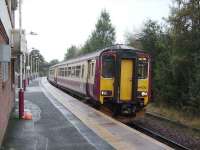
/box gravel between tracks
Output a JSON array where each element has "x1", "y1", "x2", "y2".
[{"x1": 132, "y1": 115, "x2": 200, "y2": 150}]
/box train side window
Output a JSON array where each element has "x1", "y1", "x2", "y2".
[
  {"x1": 68, "y1": 67, "x2": 71, "y2": 77},
  {"x1": 102, "y1": 55, "x2": 115, "y2": 78},
  {"x1": 71, "y1": 66, "x2": 75, "y2": 77},
  {"x1": 64, "y1": 67, "x2": 67, "y2": 77},
  {"x1": 60, "y1": 68, "x2": 65, "y2": 77},
  {"x1": 75, "y1": 66, "x2": 81, "y2": 78}
]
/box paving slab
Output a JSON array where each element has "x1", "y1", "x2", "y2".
[{"x1": 1, "y1": 79, "x2": 113, "y2": 150}]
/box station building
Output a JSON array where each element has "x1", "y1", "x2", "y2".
[{"x1": 0, "y1": 0, "x2": 17, "y2": 145}]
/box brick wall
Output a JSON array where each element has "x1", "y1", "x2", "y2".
[{"x1": 0, "y1": 35, "x2": 15, "y2": 146}]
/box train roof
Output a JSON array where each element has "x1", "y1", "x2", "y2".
[{"x1": 50, "y1": 44, "x2": 146, "y2": 68}]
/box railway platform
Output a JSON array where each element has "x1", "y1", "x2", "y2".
[{"x1": 2, "y1": 78, "x2": 172, "y2": 150}]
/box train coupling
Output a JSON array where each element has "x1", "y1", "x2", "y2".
[{"x1": 121, "y1": 104, "x2": 136, "y2": 115}]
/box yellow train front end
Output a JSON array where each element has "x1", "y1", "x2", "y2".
[{"x1": 98, "y1": 47, "x2": 151, "y2": 119}]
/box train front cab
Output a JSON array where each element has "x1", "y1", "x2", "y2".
[{"x1": 99, "y1": 49, "x2": 150, "y2": 116}]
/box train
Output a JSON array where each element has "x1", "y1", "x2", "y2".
[{"x1": 48, "y1": 44, "x2": 151, "y2": 120}]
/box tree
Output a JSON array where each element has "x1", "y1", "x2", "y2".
[
  {"x1": 167, "y1": 0, "x2": 200, "y2": 114},
  {"x1": 64, "y1": 45, "x2": 78, "y2": 60},
  {"x1": 81, "y1": 10, "x2": 116, "y2": 54},
  {"x1": 30, "y1": 49, "x2": 47, "y2": 76},
  {"x1": 48, "y1": 59, "x2": 59, "y2": 66},
  {"x1": 125, "y1": 0, "x2": 200, "y2": 116},
  {"x1": 125, "y1": 32, "x2": 143, "y2": 49},
  {"x1": 127, "y1": 20, "x2": 176, "y2": 105}
]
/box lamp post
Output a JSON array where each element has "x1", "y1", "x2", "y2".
[
  {"x1": 35, "y1": 57, "x2": 39, "y2": 78},
  {"x1": 26, "y1": 32, "x2": 38, "y2": 82},
  {"x1": 27, "y1": 52, "x2": 30, "y2": 85},
  {"x1": 18, "y1": 0, "x2": 24, "y2": 119},
  {"x1": 23, "y1": 53, "x2": 26, "y2": 91},
  {"x1": 30, "y1": 54, "x2": 32, "y2": 80}
]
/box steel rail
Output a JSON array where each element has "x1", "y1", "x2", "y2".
[
  {"x1": 129, "y1": 123, "x2": 190, "y2": 150},
  {"x1": 146, "y1": 112, "x2": 200, "y2": 133}
]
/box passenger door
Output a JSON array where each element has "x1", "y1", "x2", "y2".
[
  {"x1": 86, "y1": 60, "x2": 95, "y2": 96},
  {"x1": 120, "y1": 59, "x2": 134, "y2": 101}
]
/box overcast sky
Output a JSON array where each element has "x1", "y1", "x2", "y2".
[{"x1": 16, "y1": 0, "x2": 172, "y2": 62}]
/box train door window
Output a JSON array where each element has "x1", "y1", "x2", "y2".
[
  {"x1": 89, "y1": 62, "x2": 93, "y2": 78},
  {"x1": 88, "y1": 63, "x2": 91, "y2": 79},
  {"x1": 58, "y1": 68, "x2": 61, "y2": 76},
  {"x1": 102, "y1": 55, "x2": 115, "y2": 78},
  {"x1": 91, "y1": 63, "x2": 94, "y2": 77},
  {"x1": 75, "y1": 66, "x2": 81, "y2": 78},
  {"x1": 81, "y1": 65, "x2": 84, "y2": 78}
]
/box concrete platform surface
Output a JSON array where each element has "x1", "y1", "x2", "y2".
[
  {"x1": 40, "y1": 78, "x2": 173, "y2": 150},
  {"x1": 1, "y1": 79, "x2": 113, "y2": 150}
]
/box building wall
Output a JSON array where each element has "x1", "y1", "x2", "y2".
[
  {"x1": 0, "y1": 60, "x2": 15, "y2": 145},
  {"x1": 0, "y1": 0, "x2": 16, "y2": 146}
]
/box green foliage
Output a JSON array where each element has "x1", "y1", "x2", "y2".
[
  {"x1": 30, "y1": 49, "x2": 47, "y2": 76},
  {"x1": 64, "y1": 10, "x2": 115, "y2": 59},
  {"x1": 48, "y1": 59, "x2": 59, "y2": 66},
  {"x1": 125, "y1": 32, "x2": 143, "y2": 49},
  {"x1": 81, "y1": 10, "x2": 116, "y2": 54},
  {"x1": 168, "y1": 0, "x2": 200, "y2": 114},
  {"x1": 126, "y1": 0, "x2": 200, "y2": 116},
  {"x1": 64, "y1": 45, "x2": 78, "y2": 60}
]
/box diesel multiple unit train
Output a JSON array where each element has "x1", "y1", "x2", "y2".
[{"x1": 48, "y1": 45, "x2": 151, "y2": 119}]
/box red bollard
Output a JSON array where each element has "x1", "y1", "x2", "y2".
[{"x1": 19, "y1": 88, "x2": 24, "y2": 119}]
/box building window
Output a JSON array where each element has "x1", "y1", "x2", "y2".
[{"x1": 1, "y1": 62, "x2": 9, "y2": 81}]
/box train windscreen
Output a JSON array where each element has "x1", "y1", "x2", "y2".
[{"x1": 102, "y1": 55, "x2": 115, "y2": 78}]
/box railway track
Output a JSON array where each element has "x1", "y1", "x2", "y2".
[
  {"x1": 129, "y1": 123, "x2": 190, "y2": 150},
  {"x1": 50, "y1": 81, "x2": 193, "y2": 149},
  {"x1": 146, "y1": 112, "x2": 200, "y2": 133}
]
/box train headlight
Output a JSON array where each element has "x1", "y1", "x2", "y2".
[
  {"x1": 101, "y1": 90, "x2": 112, "y2": 96},
  {"x1": 138, "y1": 91, "x2": 148, "y2": 97},
  {"x1": 141, "y1": 92, "x2": 148, "y2": 96}
]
